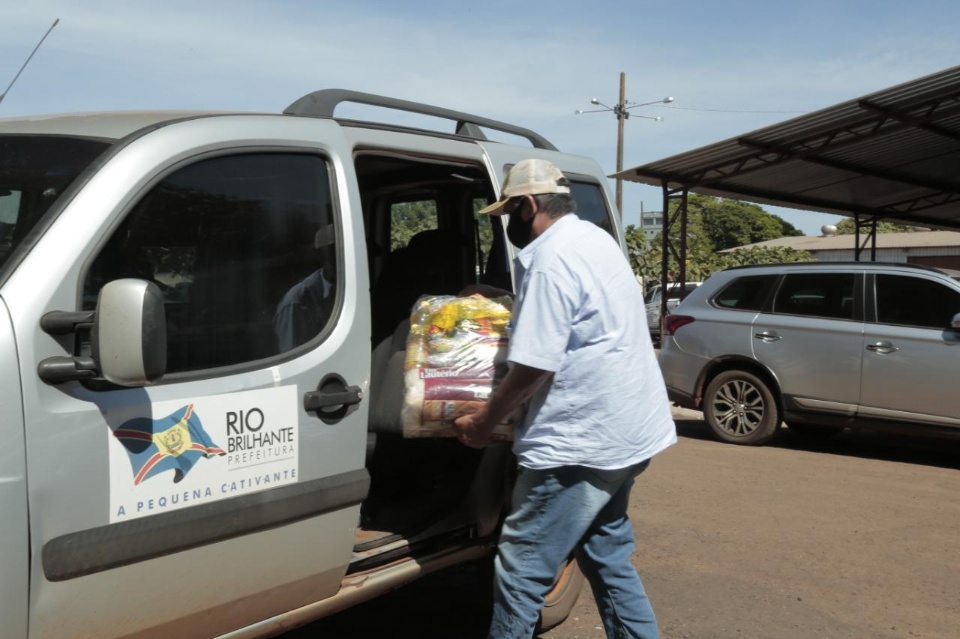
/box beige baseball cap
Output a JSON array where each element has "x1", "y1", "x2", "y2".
[{"x1": 478, "y1": 158, "x2": 571, "y2": 215}]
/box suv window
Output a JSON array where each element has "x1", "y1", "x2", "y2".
[
  {"x1": 713, "y1": 275, "x2": 778, "y2": 311},
  {"x1": 773, "y1": 273, "x2": 855, "y2": 320},
  {"x1": 84, "y1": 153, "x2": 337, "y2": 373},
  {"x1": 875, "y1": 274, "x2": 960, "y2": 329}
]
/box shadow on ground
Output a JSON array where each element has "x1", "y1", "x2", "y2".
[
  {"x1": 675, "y1": 417, "x2": 960, "y2": 471},
  {"x1": 285, "y1": 560, "x2": 492, "y2": 639}
]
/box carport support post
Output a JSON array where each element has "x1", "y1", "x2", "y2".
[
  {"x1": 659, "y1": 183, "x2": 689, "y2": 326},
  {"x1": 854, "y1": 213, "x2": 878, "y2": 262}
]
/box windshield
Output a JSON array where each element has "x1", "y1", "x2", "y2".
[{"x1": 0, "y1": 135, "x2": 111, "y2": 273}]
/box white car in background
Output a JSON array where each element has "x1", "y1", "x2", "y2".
[{"x1": 645, "y1": 281, "x2": 702, "y2": 340}]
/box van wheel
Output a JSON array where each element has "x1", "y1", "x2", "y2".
[
  {"x1": 703, "y1": 370, "x2": 780, "y2": 445},
  {"x1": 535, "y1": 556, "x2": 586, "y2": 633}
]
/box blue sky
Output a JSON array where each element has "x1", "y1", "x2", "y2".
[{"x1": 3, "y1": 0, "x2": 958, "y2": 235}]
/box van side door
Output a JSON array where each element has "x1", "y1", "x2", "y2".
[
  {"x1": 0, "y1": 302, "x2": 28, "y2": 639},
  {"x1": 11, "y1": 116, "x2": 370, "y2": 638},
  {"x1": 477, "y1": 145, "x2": 622, "y2": 267}
]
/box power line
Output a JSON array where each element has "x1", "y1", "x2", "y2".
[{"x1": 655, "y1": 105, "x2": 809, "y2": 114}]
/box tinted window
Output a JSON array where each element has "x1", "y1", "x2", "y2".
[
  {"x1": 714, "y1": 275, "x2": 777, "y2": 311},
  {"x1": 570, "y1": 181, "x2": 616, "y2": 238},
  {"x1": 84, "y1": 153, "x2": 337, "y2": 373},
  {"x1": 773, "y1": 273, "x2": 855, "y2": 320},
  {"x1": 875, "y1": 274, "x2": 960, "y2": 329},
  {"x1": 0, "y1": 136, "x2": 109, "y2": 273}
]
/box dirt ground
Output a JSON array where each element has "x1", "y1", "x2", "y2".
[{"x1": 293, "y1": 408, "x2": 960, "y2": 639}]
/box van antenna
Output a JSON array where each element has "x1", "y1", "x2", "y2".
[{"x1": 0, "y1": 19, "x2": 60, "y2": 106}]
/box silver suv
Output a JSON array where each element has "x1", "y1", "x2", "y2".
[{"x1": 659, "y1": 262, "x2": 960, "y2": 445}]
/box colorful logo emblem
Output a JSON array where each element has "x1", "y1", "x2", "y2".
[{"x1": 114, "y1": 404, "x2": 225, "y2": 485}]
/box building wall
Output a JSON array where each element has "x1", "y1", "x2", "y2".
[
  {"x1": 811, "y1": 246, "x2": 960, "y2": 269},
  {"x1": 908, "y1": 255, "x2": 960, "y2": 269},
  {"x1": 640, "y1": 211, "x2": 663, "y2": 243}
]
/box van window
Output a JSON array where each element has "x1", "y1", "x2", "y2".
[
  {"x1": 773, "y1": 273, "x2": 855, "y2": 320},
  {"x1": 569, "y1": 181, "x2": 615, "y2": 238},
  {"x1": 0, "y1": 136, "x2": 110, "y2": 274},
  {"x1": 84, "y1": 153, "x2": 338, "y2": 373},
  {"x1": 390, "y1": 199, "x2": 438, "y2": 250},
  {"x1": 875, "y1": 274, "x2": 960, "y2": 329}
]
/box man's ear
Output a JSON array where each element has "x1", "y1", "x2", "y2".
[{"x1": 525, "y1": 194, "x2": 538, "y2": 217}]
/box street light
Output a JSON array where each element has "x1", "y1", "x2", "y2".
[{"x1": 576, "y1": 72, "x2": 673, "y2": 219}]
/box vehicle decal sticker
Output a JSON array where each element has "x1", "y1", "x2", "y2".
[
  {"x1": 108, "y1": 386, "x2": 299, "y2": 523},
  {"x1": 115, "y1": 404, "x2": 225, "y2": 485}
]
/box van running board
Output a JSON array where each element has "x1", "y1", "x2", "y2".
[{"x1": 347, "y1": 526, "x2": 481, "y2": 575}]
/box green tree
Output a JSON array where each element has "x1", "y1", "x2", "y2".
[
  {"x1": 625, "y1": 225, "x2": 660, "y2": 282},
  {"x1": 390, "y1": 199, "x2": 439, "y2": 250},
  {"x1": 717, "y1": 245, "x2": 815, "y2": 268},
  {"x1": 692, "y1": 194, "x2": 803, "y2": 250},
  {"x1": 834, "y1": 217, "x2": 918, "y2": 235},
  {"x1": 625, "y1": 195, "x2": 814, "y2": 284}
]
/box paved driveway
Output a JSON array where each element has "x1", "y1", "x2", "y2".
[{"x1": 291, "y1": 408, "x2": 960, "y2": 639}]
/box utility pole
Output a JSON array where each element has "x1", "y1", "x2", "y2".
[
  {"x1": 615, "y1": 72, "x2": 627, "y2": 217},
  {"x1": 575, "y1": 75, "x2": 672, "y2": 222}
]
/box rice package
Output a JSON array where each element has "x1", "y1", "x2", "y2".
[{"x1": 402, "y1": 294, "x2": 519, "y2": 440}]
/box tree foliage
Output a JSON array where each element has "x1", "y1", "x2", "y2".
[
  {"x1": 390, "y1": 200, "x2": 439, "y2": 250},
  {"x1": 719, "y1": 245, "x2": 815, "y2": 267},
  {"x1": 834, "y1": 217, "x2": 918, "y2": 235},
  {"x1": 626, "y1": 194, "x2": 814, "y2": 285},
  {"x1": 693, "y1": 194, "x2": 803, "y2": 250}
]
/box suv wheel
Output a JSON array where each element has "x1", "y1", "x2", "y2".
[{"x1": 703, "y1": 370, "x2": 780, "y2": 445}]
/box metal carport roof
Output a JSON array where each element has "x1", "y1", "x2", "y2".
[{"x1": 614, "y1": 64, "x2": 960, "y2": 230}]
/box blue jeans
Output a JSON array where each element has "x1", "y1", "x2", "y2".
[{"x1": 488, "y1": 460, "x2": 657, "y2": 639}]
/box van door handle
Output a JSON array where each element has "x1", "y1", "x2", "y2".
[
  {"x1": 304, "y1": 374, "x2": 363, "y2": 424},
  {"x1": 754, "y1": 331, "x2": 781, "y2": 342},
  {"x1": 304, "y1": 387, "x2": 363, "y2": 410},
  {"x1": 866, "y1": 341, "x2": 899, "y2": 354}
]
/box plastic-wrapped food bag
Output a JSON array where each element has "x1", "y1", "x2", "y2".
[{"x1": 402, "y1": 294, "x2": 519, "y2": 440}]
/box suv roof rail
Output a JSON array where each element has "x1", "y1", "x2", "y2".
[
  {"x1": 725, "y1": 261, "x2": 951, "y2": 274},
  {"x1": 283, "y1": 89, "x2": 558, "y2": 151}
]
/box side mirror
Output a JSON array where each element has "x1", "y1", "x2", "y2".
[
  {"x1": 952, "y1": 312, "x2": 960, "y2": 330},
  {"x1": 92, "y1": 279, "x2": 167, "y2": 385},
  {"x1": 39, "y1": 279, "x2": 167, "y2": 386}
]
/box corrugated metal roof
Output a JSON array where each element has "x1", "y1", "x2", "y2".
[
  {"x1": 615, "y1": 64, "x2": 960, "y2": 230},
  {"x1": 728, "y1": 230, "x2": 960, "y2": 251}
]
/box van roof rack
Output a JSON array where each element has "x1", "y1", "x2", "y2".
[{"x1": 284, "y1": 89, "x2": 558, "y2": 151}]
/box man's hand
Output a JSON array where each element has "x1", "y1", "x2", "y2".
[
  {"x1": 452, "y1": 405, "x2": 495, "y2": 449},
  {"x1": 452, "y1": 363, "x2": 551, "y2": 449}
]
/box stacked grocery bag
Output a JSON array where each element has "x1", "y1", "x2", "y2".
[{"x1": 401, "y1": 294, "x2": 519, "y2": 440}]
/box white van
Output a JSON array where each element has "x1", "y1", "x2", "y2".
[{"x1": 0, "y1": 90, "x2": 623, "y2": 638}]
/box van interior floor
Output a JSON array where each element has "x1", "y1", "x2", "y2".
[{"x1": 356, "y1": 435, "x2": 484, "y2": 550}]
